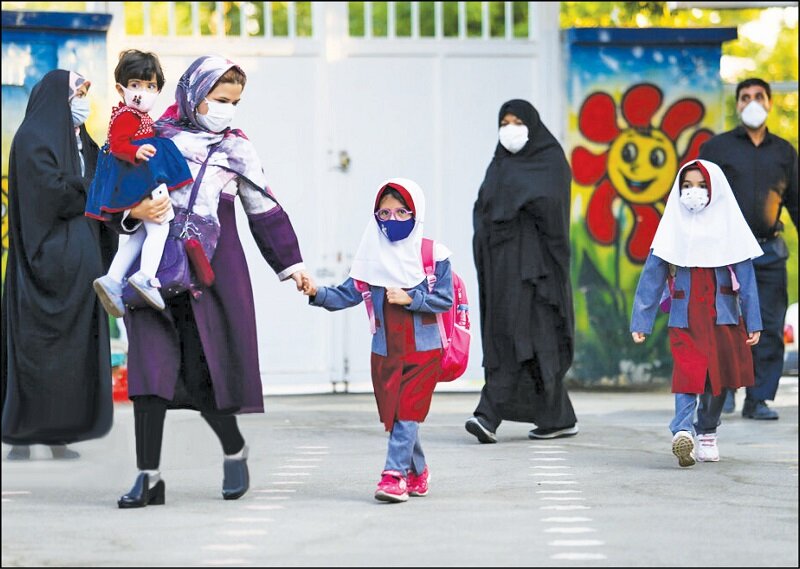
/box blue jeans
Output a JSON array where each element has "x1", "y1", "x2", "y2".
[
  {"x1": 669, "y1": 377, "x2": 726, "y2": 436},
  {"x1": 384, "y1": 420, "x2": 426, "y2": 475}
]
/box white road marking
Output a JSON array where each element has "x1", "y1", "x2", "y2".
[
  {"x1": 545, "y1": 527, "x2": 596, "y2": 534},
  {"x1": 542, "y1": 517, "x2": 593, "y2": 523},
  {"x1": 254, "y1": 489, "x2": 296, "y2": 493},
  {"x1": 541, "y1": 497, "x2": 586, "y2": 501},
  {"x1": 279, "y1": 465, "x2": 319, "y2": 469},
  {"x1": 537, "y1": 490, "x2": 582, "y2": 494},
  {"x1": 2, "y1": 491, "x2": 31, "y2": 495},
  {"x1": 529, "y1": 457, "x2": 566, "y2": 461},
  {"x1": 220, "y1": 529, "x2": 268, "y2": 537},
  {"x1": 536, "y1": 480, "x2": 578, "y2": 484},
  {"x1": 271, "y1": 481, "x2": 305, "y2": 485},
  {"x1": 550, "y1": 553, "x2": 607, "y2": 560},
  {"x1": 245, "y1": 505, "x2": 285, "y2": 511},
  {"x1": 530, "y1": 472, "x2": 573, "y2": 477},
  {"x1": 530, "y1": 465, "x2": 572, "y2": 469},
  {"x1": 540, "y1": 505, "x2": 591, "y2": 511},
  {"x1": 256, "y1": 496, "x2": 291, "y2": 501},
  {"x1": 200, "y1": 559, "x2": 251, "y2": 565},
  {"x1": 295, "y1": 446, "x2": 329, "y2": 449},
  {"x1": 202, "y1": 544, "x2": 257, "y2": 551},
  {"x1": 225, "y1": 518, "x2": 274, "y2": 523},
  {"x1": 531, "y1": 450, "x2": 568, "y2": 454},
  {"x1": 273, "y1": 472, "x2": 311, "y2": 476},
  {"x1": 548, "y1": 539, "x2": 605, "y2": 547}
]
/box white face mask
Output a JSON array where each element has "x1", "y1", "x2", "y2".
[
  {"x1": 679, "y1": 186, "x2": 709, "y2": 213},
  {"x1": 740, "y1": 100, "x2": 768, "y2": 129},
  {"x1": 196, "y1": 98, "x2": 236, "y2": 133},
  {"x1": 119, "y1": 85, "x2": 159, "y2": 113},
  {"x1": 499, "y1": 124, "x2": 529, "y2": 154},
  {"x1": 70, "y1": 96, "x2": 90, "y2": 127}
]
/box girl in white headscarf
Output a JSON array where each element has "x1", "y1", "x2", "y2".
[
  {"x1": 302, "y1": 178, "x2": 453, "y2": 503},
  {"x1": 631, "y1": 159, "x2": 763, "y2": 468}
]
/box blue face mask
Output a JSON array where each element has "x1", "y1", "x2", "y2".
[
  {"x1": 70, "y1": 96, "x2": 90, "y2": 127},
  {"x1": 377, "y1": 219, "x2": 415, "y2": 242}
]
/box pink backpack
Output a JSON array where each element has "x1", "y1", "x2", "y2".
[{"x1": 353, "y1": 238, "x2": 471, "y2": 382}]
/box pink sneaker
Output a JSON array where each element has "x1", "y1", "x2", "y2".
[
  {"x1": 407, "y1": 466, "x2": 430, "y2": 497},
  {"x1": 374, "y1": 470, "x2": 408, "y2": 503}
]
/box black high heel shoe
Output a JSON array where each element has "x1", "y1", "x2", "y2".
[
  {"x1": 118, "y1": 473, "x2": 166, "y2": 508},
  {"x1": 222, "y1": 445, "x2": 250, "y2": 500}
]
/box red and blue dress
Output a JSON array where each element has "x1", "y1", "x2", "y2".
[{"x1": 85, "y1": 104, "x2": 192, "y2": 220}]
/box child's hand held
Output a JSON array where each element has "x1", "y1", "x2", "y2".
[
  {"x1": 631, "y1": 332, "x2": 646, "y2": 343},
  {"x1": 746, "y1": 331, "x2": 761, "y2": 346},
  {"x1": 136, "y1": 144, "x2": 157, "y2": 162},
  {"x1": 386, "y1": 287, "x2": 412, "y2": 306}
]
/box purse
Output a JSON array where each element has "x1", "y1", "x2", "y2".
[{"x1": 122, "y1": 143, "x2": 222, "y2": 309}]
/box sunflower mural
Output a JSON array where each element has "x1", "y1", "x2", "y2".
[
  {"x1": 565, "y1": 27, "x2": 736, "y2": 387},
  {"x1": 574, "y1": 83, "x2": 714, "y2": 264}
]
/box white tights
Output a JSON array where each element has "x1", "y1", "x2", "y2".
[{"x1": 107, "y1": 219, "x2": 170, "y2": 282}]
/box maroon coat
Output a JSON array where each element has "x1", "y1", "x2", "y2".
[{"x1": 121, "y1": 194, "x2": 303, "y2": 413}]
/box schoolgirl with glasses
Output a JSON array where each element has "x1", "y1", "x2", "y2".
[
  {"x1": 302, "y1": 178, "x2": 454, "y2": 503},
  {"x1": 87, "y1": 49, "x2": 192, "y2": 315}
]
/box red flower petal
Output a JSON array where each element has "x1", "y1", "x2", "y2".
[
  {"x1": 586, "y1": 179, "x2": 618, "y2": 245},
  {"x1": 579, "y1": 92, "x2": 620, "y2": 144},
  {"x1": 621, "y1": 83, "x2": 662, "y2": 129},
  {"x1": 627, "y1": 204, "x2": 662, "y2": 263},
  {"x1": 661, "y1": 99, "x2": 705, "y2": 141},
  {"x1": 571, "y1": 147, "x2": 608, "y2": 186},
  {"x1": 679, "y1": 128, "x2": 714, "y2": 168}
]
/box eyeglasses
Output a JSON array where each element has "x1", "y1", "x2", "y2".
[{"x1": 375, "y1": 208, "x2": 414, "y2": 222}]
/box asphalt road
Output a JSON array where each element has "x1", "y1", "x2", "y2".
[{"x1": 2, "y1": 379, "x2": 798, "y2": 567}]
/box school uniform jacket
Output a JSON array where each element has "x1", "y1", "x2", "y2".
[
  {"x1": 630, "y1": 251, "x2": 762, "y2": 335},
  {"x1": 310, "y1": 259, "x2": 454, "y2": 355}
]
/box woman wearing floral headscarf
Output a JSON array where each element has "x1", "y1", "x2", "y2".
[
  {"x1": 113, "y1": 56, "x2": 308, "y2": 508},
  {"x1": 2, "y1": 70, "x2": 115, "y2": 460}
]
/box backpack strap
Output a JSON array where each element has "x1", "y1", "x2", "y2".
[
  {"x1": 353, "y1": 279, "x2": 376, "y2": 335},
  {"x1": 727, "y1": 265, "x2": 740, "y2": 292},
  {"x1": 421, "y1": 238, "x2": 447, "y2": 349},
  {"x1": 421, "y1": 238, "x2": 436, "y2": 293}
]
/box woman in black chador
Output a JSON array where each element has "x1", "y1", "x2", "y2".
[
  {"x1": 465, "y1": 99, "x2": 578, "y2": 443},
  {"x1": 2, "y1": 69, "x2": 116, "y2": 459}
]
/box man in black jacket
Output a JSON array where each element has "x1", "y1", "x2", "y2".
[{"x1": 700, "y1": 77, "x2": 798, "y2": 420}]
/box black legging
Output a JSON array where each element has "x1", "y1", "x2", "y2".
[{"x1": 133, "y1": 395, "x2": 245, "y2": 470}]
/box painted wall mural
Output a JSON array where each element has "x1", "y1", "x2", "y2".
[
  {"x1": 565, "y1": 28, "x2": 737, "y2": 387},
  {"x1": 1, "y1": 10, "x2": 111, "y2": 285}
]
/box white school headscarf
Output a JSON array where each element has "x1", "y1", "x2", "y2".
[
  {"x1": 649, "y1": 159, "x2": 762, "y2": 267},
  {"x1": 349, "y1": 178, "x2": 451, "y2": 288}
]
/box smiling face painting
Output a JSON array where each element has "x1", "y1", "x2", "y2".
[{"x1": 607, "y1": 127, "x2": 678, "y2": 205}]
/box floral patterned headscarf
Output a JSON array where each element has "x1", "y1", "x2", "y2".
[
  {"x1": 155, "y1": 55, "x2": 273, "y2": 199},
  {"x1": 67, "y1": 71, "x2": 90, "y2": 101}
]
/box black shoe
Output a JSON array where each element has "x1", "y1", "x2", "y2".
[
  {"x1": 742, "y1": 400, "x2": 779, "y2": 420},
  {"x1": 50, "y1": 445, "x2": 80, "y2": 460},
  {"x1": 118, "y1": 473, "x2": 166, "y2": 508},
  {"x1": 465, "y1": 416, "x2": 497, "y2": 444},
  {"x1": 529, "y1": 424, "x2": 580, "y2": 440},
  {"x1": 222, "y1": 445, "x2": 250, "y2": 500},
  {"x1": 6, "y1": 446, "x2": 31, "y2": 460},
  {"x1": 722, "y1": 390, "x2": 735, "y2": 414}
]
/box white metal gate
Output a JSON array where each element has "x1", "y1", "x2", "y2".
[{"x1": 103, "y1": 1, "x2": 564, "y2": 393}]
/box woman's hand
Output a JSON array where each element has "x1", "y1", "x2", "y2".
[
  {"x1": 129, "y1": 196, "x2": 171, "y2": 223},
  {"x1": 289, "y1": 270, "x2": 308, "y2": 292},
  {"x1": 301, "y1": 274, "x2": 317, "y2": 296},
  {"x1": 746, "y1": 331, "x2": 761, "y2": 346},
  {"x1": 631, "y1": 332, "x2": 646, "y2": 344},
  {"x1": 386, "y1": 287, "x2": 412, "y2": 306},
  {"x1": 136, "y1": 144, "x2": 157, "y2": 162}
]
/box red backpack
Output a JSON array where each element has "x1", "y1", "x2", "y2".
[{"x1": 353, "y1": 238, "x2": 471, "y2": 382}]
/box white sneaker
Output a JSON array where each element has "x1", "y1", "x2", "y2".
[
  {"x1": 696, "y1": 433, "x2": 720, "y2": 462},
  {"x1": 671, "y1": 431, "x2": 695, "y2": 467}
]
